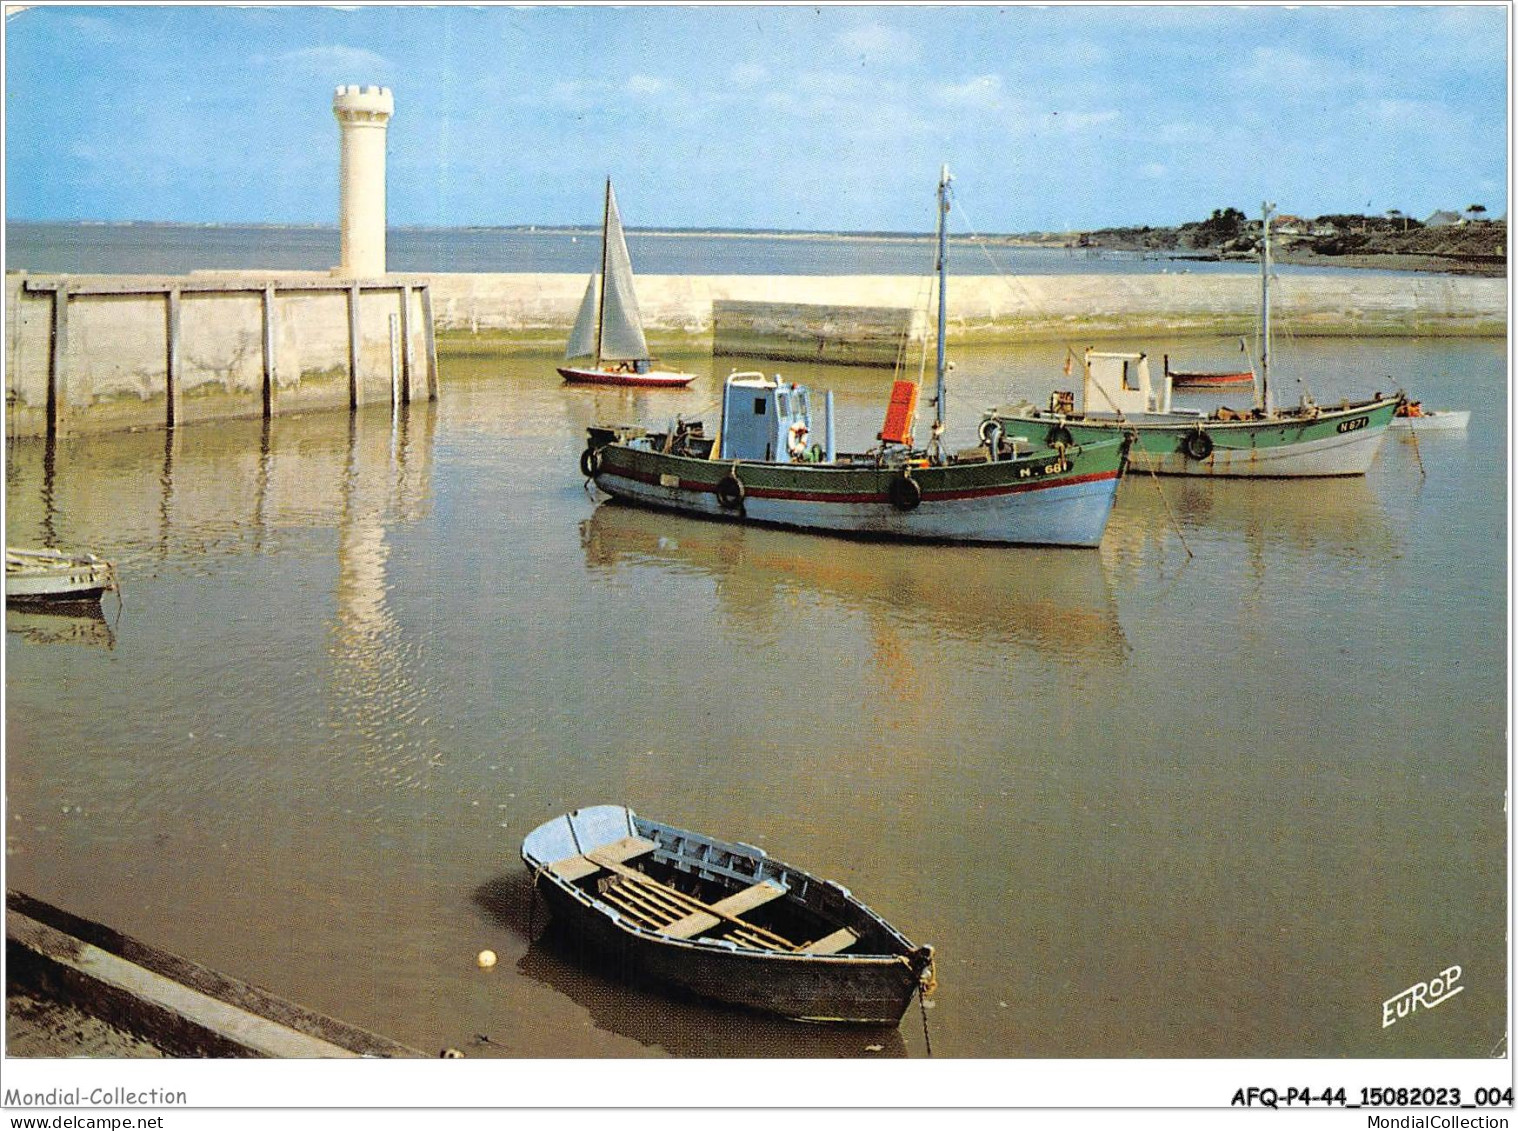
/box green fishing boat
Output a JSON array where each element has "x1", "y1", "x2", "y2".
[
  {"x1": 988, "y1": 204, "x2": 1399, "y2": 478},
  {"x1": 579, "y1": 167, "x2": 1132, "y2": 547}
]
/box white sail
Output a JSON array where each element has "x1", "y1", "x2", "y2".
[
  {"x1": 565, "y1": 274, "x2": 598, "y2": 360},
  {"x1": 597, "y1": 183, "x2": 650, "y2": 362}
]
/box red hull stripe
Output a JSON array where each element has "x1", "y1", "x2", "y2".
[{"x1": 607, "y1": 465, "x2": 1120, "y2": 503}]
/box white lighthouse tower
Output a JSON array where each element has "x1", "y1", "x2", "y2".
[{"x1": 332, "y1": 84, "x2": 395, "y2": 278}]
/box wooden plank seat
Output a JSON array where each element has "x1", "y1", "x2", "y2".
[
  {"x1": 800, "y1": 927, "x2": 858, "y2": 955},
  {"x1": 548, "y1": 835, "x2": 657, "y2": 883},
  {"x1": 585, "y1": 856, "x2": 795, "y2": 950},
  {"x1": 661, "y1": 880, "x2": 788, "y2": 940}
]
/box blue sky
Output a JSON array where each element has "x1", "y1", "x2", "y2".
[{"x1": 3, "y1": 4, "x2": 1509, "y2": 233}]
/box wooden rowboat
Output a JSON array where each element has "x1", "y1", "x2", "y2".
[
  {"x1": 521, "y1": 805, "x2": 935, "y2": 1025},
  {"x1": 1163, "y1": 344, "x2": 1255, "y2": 391},
  {"x1": 1165, "y1": 366, "x2": 1255, "y2": 391},
  {"x1": 5, "y1": 547, "x2": 117, "y2": 607}
]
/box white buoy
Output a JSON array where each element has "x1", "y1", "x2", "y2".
[{"x1": 477, "y1": 949, "x2": 497, "y2": 969}]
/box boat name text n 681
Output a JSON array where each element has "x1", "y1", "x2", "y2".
[{"x1": 1019, "y1": 459, "x2": 1070, "y2": 479}]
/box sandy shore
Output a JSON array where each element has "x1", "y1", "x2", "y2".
[{"x1": 6, "y1": 990, "x2": 166, "y2": 1057}]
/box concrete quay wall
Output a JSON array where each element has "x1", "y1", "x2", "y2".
[
  {"x1": 5, "y1": 271, "x2": 439, "y2": 438},
  {"x1": 428, "y1": 270, "x2": 1506, "y2": 344},
  {"x1": 5, "y1": 268, "x2": 1503, "y2": 437}
]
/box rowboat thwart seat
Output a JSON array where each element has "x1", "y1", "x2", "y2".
[
  {"x1": 661, "y1": 880, "x2": 787, "y2": 939},
  {"x1": 547, "y1": 835, "x2": 657, "y2": 882}
]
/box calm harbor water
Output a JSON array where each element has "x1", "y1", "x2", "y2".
[{"x1": 3, "y1": 334, "x2": 1506, "y2": 1058}]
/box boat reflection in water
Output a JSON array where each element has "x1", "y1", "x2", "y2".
[
  {"x1": 580, "y1": 501, "x2": 1129, "y2": 666},
  {"x1": 5, "y1": 605, "x2": 116, "y2": 650},
  {"x1": 1101, "y1": 473, "x2": 1399, "y2": 583},
  {"x1": 474, "y1": 872, "x2": 909, "y2": 1057}
]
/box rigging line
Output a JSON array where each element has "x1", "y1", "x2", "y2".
[
  {"x1": 1265, "y1": 265, "x2": 1313, "y2": 405},
  {"x1": 1135, "y1": 440, "x2": 1195, "y2": 559},
  {"x1": 892, "y1": 207, "x2": 942, "y2": 446},
  {"x1": 1406, "y1": 411, "x2": 1428, "y2": 479},
  {"x1": 950, "y1": 194, "x2": 1086, "y2": 364}
]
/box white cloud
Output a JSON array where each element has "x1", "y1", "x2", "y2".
[
  {"x1": 1047, "y1": 109, "x2": 1120, "y2": 133},
  {"x1": 934, "y1": 75, "x2": 1004, "y2": 109},
  {"x1": 271, "y1": 45, "x2": 393, "y2": 77},
  {"x1": 836, "y1": 21, "x2": 919, "y2": 65},
  {"x1": 1230, "y1": 46, "x2": 1373, "y2": 100},
  {"x1": 625, "y1": 75, "x2": 666, "y2": 97},
  {"x1": 1057, "y1": 38, "x2": 1111, "y2": 69},
  {"x1": 730, "y1": 63, "x2": 768, "y2": 87},
  {"x1": 1356, "y1": 97, "x2": 1457, "y2": 133},
  {"x1": 1139, "y1": 163, "x2": 1167, "y2": 180}
]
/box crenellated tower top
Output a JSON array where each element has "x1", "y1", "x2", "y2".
[{"x1": 332, "y1": 85, "x2": 394, "y2": 124}]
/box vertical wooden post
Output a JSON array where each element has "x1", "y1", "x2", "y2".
[
  {"x1": 47, "y1": 283, "x2": 68, "y2": 439},
  {"x1": 261, "y1": 283, "x2": 276, "y2": 419},
  {"x1": 398, "y1": 284, "x2": 413, "y2": 404},
  {"x1": 347, "y1": 282, "x2": 361, "y2": 410},
  {"x1": 419, "y1": 285, "x2": 439, "y2": 401},
  {"x1": 165, "y1": 287, "x2": 181, "y2": 427},
  {"x1": 388, "y1": 313, "x2": 400, "y2": 407}
]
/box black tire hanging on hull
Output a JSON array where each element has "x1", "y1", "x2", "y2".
[
  {"x1": 1181, "y1": 429, "x2": 1214, "y2": 461},
  {"x1": 716, "y1": 473, "x2": 745, "y2": 510},
  {"x1": 889, "y1": 474, "x2": 922, "y2": 511}
]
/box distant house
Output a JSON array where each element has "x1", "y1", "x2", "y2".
[
  {"x1": 1425, "y1": 210, "x2": 1463, "y2": 228},
  {"x1": 1273, "y1": 214, "x2": 1310, "y2": 235}
]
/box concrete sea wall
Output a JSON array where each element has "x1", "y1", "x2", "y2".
[
  {"x1": 5, "y1": 268, "x2": 1505, "y2": 436},
  {"x1": 426, "y1": 270, "x2": 1506, "y2": 344},
  {"x1": 5, "y1": 272, "x2": 438, "y2": 438}
]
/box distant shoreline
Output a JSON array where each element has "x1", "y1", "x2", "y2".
[{"x1": 5, "y1": 220, "x2": 1501, "y2": 278}]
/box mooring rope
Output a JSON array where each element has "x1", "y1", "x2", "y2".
[{"x1": 917, "y1": 981, "x2": 934, "y2": 1057}]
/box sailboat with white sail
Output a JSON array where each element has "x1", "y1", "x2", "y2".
[{"x1": 558, "y1": 179, "x2": 696, "y2": 389}]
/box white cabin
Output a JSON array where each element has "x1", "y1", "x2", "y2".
[
  {"x1": 720, "y1": 371, "x2": 816, "y2": 463},
  {"x1": 1081, "y1": 349, "x2": 1169, "y2": 416}
]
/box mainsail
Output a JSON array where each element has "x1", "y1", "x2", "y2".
[{"x1": 565, "y1": 180, "x2": 650, "y2": 364}]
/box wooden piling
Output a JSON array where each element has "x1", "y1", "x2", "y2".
[
  {"x1": 261, "y1": 283, "x2": 276, "y2": 418},
  {"x1": 165, "y1": 287, "x2": 181, "y2": 427}
]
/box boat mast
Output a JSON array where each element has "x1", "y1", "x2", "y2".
[
  {"x1": 934, "y1": 164, "x2": 951, "y2": 456},
  {"x1": 1259, "y1": 200, "x2": 1274, "y2": 414},
  {"x1": 596, "y1": 177, "x2": 611, "y2": 368}
]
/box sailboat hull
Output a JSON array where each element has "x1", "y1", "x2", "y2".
[
  {"x1": 558, "y1": 365, "x2": 696, "y2": 388},
  {"x1": 1007, "y1": 397, "x2": 1398, "y2": 478},
  {"x1": 586, "y1": 438, "x2": 1130, "y2": 547}
]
